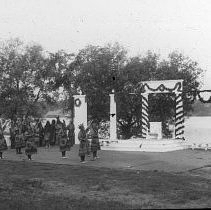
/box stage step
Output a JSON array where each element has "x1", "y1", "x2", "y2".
[{"x1": 100, "y1": 139, "x2": 187, "y2": 152}]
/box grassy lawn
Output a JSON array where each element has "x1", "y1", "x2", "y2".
[{"x1": 0, "y1": 160, "x2": 210, "y2": 209}]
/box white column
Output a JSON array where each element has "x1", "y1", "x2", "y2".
[
  {"x1": 109, "y1": 90, "x2": 117, "y2": 140},
  {"x1": 73, "y1": 94, "x2": 87, "y2": 144}
]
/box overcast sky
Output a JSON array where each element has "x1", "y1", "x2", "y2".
[{"x1": 1, "y1": 0, "x2": 211, "y2": 89}]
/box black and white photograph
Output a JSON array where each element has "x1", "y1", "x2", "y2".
[{"x1": 0, "y1": 0, "x2": 211, "y2": 209}]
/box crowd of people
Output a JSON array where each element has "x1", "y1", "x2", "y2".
[{"x1": 0, "y1": 116, "x2": 101, "y2": 163}]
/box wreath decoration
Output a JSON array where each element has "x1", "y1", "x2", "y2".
[{"x1": 75, "y1": 98, "x2": 82, "y2": 107}]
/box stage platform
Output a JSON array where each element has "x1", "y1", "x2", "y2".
[{"x1": 100, "y1": 138, "x2": 189, "y2": 152}]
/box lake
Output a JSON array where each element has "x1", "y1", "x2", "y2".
[
  {"x1": 4, "y1": 116, "x2": 211, "y2": 147},
  {"x1": 185, "y1": 116, "x2": 211, "y2": 145}
]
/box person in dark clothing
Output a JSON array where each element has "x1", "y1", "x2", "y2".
[
  {"x1": 9, "y1": 121, "x2": 16, "y2": 149},
  {"x1": 38, "y1": 119, "x2": 44, "y2": 147},
  {"x1": 90, "y1": 122, "x2": 101, "y2": 160},
  {"x1": 55, "y1": 117, "x2": 62, "y2": 145},
  {"x1": 14, "y1": 128, "x2": 25, "y2": 154},
  {"x1": 50, "y1": 120, "x2": 56, "y2": 145},
  {"x1": 59, "y1": 122, "x2": 70, "y2": 158},
  {"x1": 0, "y1": 120, "x2": 8, "y2": 159},
  {"x1": 67, "y1": 119, "x2": 75, "y2": 147},
  {"x1": 24, "y1": 126, "x2": 37, "y2": 161},
  {"x1": 78, "y1": 124, "x2": 87, "y2": 163},
  {"x1": 33, "y1": 120, "x2": 40, "y2": 147},
  {"x1": 44, "y1": 121, "x2": 51, "y2": 149},
  {"x1": 56, "y1": 116, "x2": 61, "y2": 124}
]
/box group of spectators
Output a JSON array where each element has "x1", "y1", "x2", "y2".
[
  {"x1": 9, "y1": 116, "x2": 75, "y2": 149},
  {"x1": 0, "y1": 116, "x2": 101, "y2": 163},
  {"x1": 0, "y1": 116, "x2": 75, "y2": 160}
]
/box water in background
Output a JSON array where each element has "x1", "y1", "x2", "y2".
[
  {"x1": 185, "y1": 116, "x2": 211, "y2": 145},
  {"x1": 4, "y1": 116, "x2": 211, "y2": 147}
]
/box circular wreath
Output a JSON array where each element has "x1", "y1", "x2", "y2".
[{"x1": 74, "y1": 98, "x2": 81, "y2": 107}]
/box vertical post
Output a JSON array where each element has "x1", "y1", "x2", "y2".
[
  {"x1": 141, "y1": 93, "x2": 149, "y2": 138},
  {"x1": 175, "y1": 92, "x2": 185, "y2": 140},
  {"x1": 73, "y1": 94, "x2": 87, "y2": 144},
  {"x1": 109, "y1": 90, "x2": 117, "y2": 140}
]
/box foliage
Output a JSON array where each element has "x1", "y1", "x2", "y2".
[
  {"x1": 67, "y1": 46, "x2": 203, "y2": 138},
  {"x1": 67, "y1": 43, "x2": 128, "y2": 121},
  {"x1": 0, "y1": 38, "x2": 74, "y2": 119},
  {"x1": 0, "y1": 38, "x2": 204, "y2": 138},
  {"x1": 98, "y1": 120, "x2": 110, "y2": 139}
]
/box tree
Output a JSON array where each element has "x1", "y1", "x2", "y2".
[
  {"x1": 0, "y1": 38, "x2": 58, "y2": 119},
  {"x1": 48, "y1": 50, "x2": 75, "y2": 113},
  {"x1": 65, "y1": 45, "x2": 203, "y2": 139},
  {"x1": 66, "y1": 43, "x2": 127, "y2": 121},
  {"x1": 1, "y1": 38, "x2": 203, "y2": 139},
  {"x1": 117, "y1": 51, "x2": 203, "y2": 138}
]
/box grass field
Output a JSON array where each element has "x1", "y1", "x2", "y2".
[{"x1": 0, "y1": 160, "x2": 210, "y2": 209}]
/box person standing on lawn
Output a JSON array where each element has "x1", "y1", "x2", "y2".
[
  {"x1": 50, "y1": 120, "x2": 56, "y2": 145},
  {"x1": 37, "y1": 119, "x2": 44, "y2": 147},
  {"x1": 24, "y1": 125, "x2": 37, "y2": 161},
  {"x1": 78, "y1": 124, "x2": 87, "y2": 163},
  {"x1": 9, "y1": 120, "x2": 16, "y2": 149},
  {"x1": 56, "y1": 120, "x2": 63, "y2": 149},
  {"x1": 14, "y1": 126, "x2": 25, "y2": 154},
  {"x1": 44, "y1": 121, "x2": 51, "y2": 149},
  {"x1": 67, "y1": 119, "x2": 75, "y2": 147},
  {"x1": 0, "y1": 119, "x2": 8, "y2": 159},
  {"x1": 90, "y1": 121, "x2": 101, "y2": 161},
  {"x1": 55, "y1": 116, "x2": 62, "y2": 145},
  {"x1": 33, "y1": 120, "x2": 40, "y2": 147},
  {"x1": 59, "y1": 122, "x2": 70, "y2": 158},
  {"x1": 85, "y1": 121, "x2": 92, "y2": 157}
]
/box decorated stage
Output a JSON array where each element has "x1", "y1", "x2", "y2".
[{"x1": 100, "y1": 138, "x2": 189, "y2": 152}]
